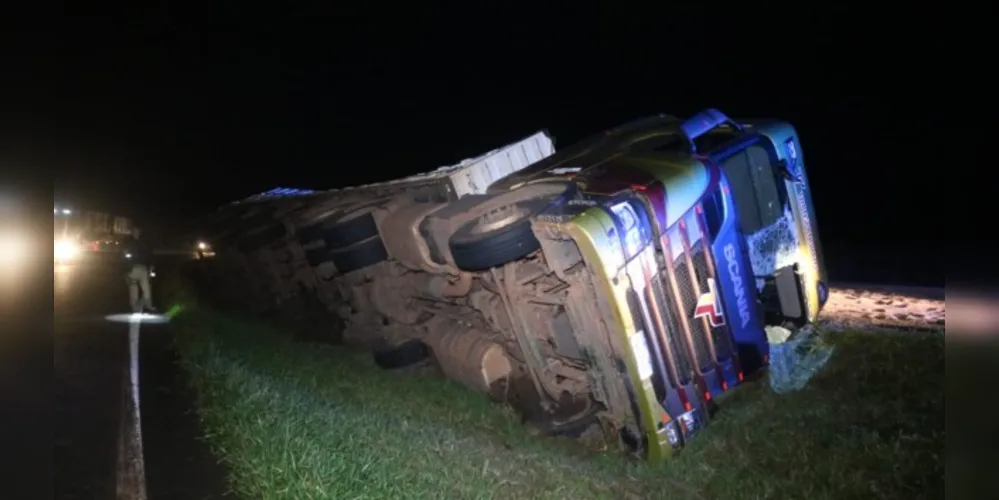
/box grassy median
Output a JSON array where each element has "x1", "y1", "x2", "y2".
[{"x1": 170, "y1": 304, "x2": 943, "y2": 500}]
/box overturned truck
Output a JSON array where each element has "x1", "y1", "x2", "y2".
[{"x1": 194, "y1": 109, "x2": 827, "y2": 461}]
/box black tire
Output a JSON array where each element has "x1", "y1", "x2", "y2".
[
  {"x1": 418, "y1": 194, "x2": 492, "y2": 265},
  {"x1": 448, "y1": 184, "x2": 574, "y2": 271},
  {"x1": 538, "y1": 399, "x2": 603, "y2": 438},
  {"x1": 304, "y1": 246, "x2": 331, "y2": 267},
  {"x1": 296, "y1": 222, "x2": 327, "y2": 245},
  {"x1": 330, "y1": 235, "x2": 389, "y2": 274},
  {"x1": 295, "y1": 203, "x2": 382, "y2": 248},
  {"x1": 323, "y1": 208, "x2": 380, "y2": 249},
  {"x1": 373, "y1": 339, "x2": 430, "y2": 370},
  {"x1": 238, "y1": 223, "x2": 287, "y2": 253}
]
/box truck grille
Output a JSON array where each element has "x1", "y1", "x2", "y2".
[
  {"x1": 656, "y1": 206, "x2": 737, "y2": 372},
  {"x1": 668, "y1": 253, "x2": 715, "y2": 370},
  {"x1": 649, "y1": 278, "x2": 694, "y2": 383},
  {"x1": 689, "y1": 241, "x2": 734, "y2": 361}
]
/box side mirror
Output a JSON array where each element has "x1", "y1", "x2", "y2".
[{"x1": 775, "y1": 159, "x2": 800, "y2": 183}]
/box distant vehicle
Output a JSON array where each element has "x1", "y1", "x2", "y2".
[
  {"x1": 54, "y1": 238, "x2": 82, "y2": 263},
  {"x1": 195, "y1": 240, "x2": 215, "y2": 259},
  {"x1": 54, "y1": 211, "x2": 130, "y2": 262},
  {"x1": 54, "y1": 212, "x2": 82, "y2": 264},
  {"x1": 194, "y1": 110, "x2": 826, "y2": 462},
  {"x1": 95, "y1": 236, "x2": 122, "y2": 253}
]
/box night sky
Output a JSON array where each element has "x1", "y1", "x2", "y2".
[{"x1": 37, "y1": 6, "x2": 939, "y2": 285}]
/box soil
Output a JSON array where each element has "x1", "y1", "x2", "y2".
[{"x1": 822, "y1": 283, "x2": 946, "y2": 331}]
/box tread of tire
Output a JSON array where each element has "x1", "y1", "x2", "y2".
[
  {"x1": 329, "y1": 235, "x2": 389, "y2": 274},
  {"x1": 450, "y1": 217, "x2": 540, "y2": 271},
  {"x1": 296, "y1": 222, "x2": 327, "y2": 244},
  {"x1": 448, "y1": 183, "x2": 575, "y2": 271},
  {"x1": 323, "y1": 210, "x2": 379, "y2": 249}
]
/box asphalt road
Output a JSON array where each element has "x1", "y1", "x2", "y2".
[{"x1": 55, "y1": 257, "x2": 231, "y2": 500}]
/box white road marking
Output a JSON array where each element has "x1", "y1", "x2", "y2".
[
  {"x1": 129, "y1": 317, "x2": 144, "y2": 448},
  {"x1": 116, "y1": 315, "x2": 148, "y2": 500}
]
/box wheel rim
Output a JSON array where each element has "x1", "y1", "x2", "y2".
[{"x1": 470, "y1": 203, "x2": 531, "y2": 234}]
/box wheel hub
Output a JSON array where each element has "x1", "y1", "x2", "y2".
[{"x1": 471, "y1": 203, "x2": 531, "y2": 234}]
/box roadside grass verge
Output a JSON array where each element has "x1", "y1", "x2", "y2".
[{"x1": 172, "y1": 305, "x2": 944, "y2": 500}]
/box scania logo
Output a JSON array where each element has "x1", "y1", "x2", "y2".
[
  {"x1": 693, "y1": 278, "x2": 725, "y2": 327},
  {"x1": 723, "y1": 243, "x2": 752, "y2": 329}
]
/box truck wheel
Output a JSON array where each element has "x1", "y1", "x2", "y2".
[
  {"x1": 296, "y1": 222, "x2": 327, "y2": 245},
  {"x1": 323, "y1": 206, "x2": 381, "y2": 249},
  {"x1": 295, "y1": 204, "x2": 383, "y2": 247},
  {"x1": 373, "y1": 339, "x2": 431, "y2": 370},
  {"x1": 538, "y1": 398, "x2": 603, "y2": 438},
  {"x1": 330, "y1": 235, "x2": 389, "y2": 274},
  {"x1": 448, "y1": 184, "x2": 574, "y2": 271}
]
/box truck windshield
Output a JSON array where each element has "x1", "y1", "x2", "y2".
[
  {"x1": 718, "y1": 144, "x2": 784, "y2": 233},
  {"x1": 628, "y1": 128, "x2": 785, "y2": 235}
]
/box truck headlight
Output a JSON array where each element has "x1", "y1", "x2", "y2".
[{"x1": 55, "y1": 239, "x2": 80, "y2": 261}]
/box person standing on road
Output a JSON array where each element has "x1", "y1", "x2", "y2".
[{"x1": 122, "y1": 227, "x2": 157, "y2": 313}]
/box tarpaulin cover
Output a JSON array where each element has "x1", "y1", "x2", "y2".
[{"x1": 768, "y1": 326, "x2": 836, "y2": 394}]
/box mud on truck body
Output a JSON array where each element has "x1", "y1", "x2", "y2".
[{"x1": 195, "y1": 109, "x2": 827, "y2": 462}]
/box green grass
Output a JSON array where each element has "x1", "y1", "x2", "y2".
[{"x1": 171, "y1": 305, "x2": 943, "y2": 500}]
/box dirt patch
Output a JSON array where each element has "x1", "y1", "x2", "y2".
[{"x1": 821, "y1": 283, "x2": 945, "y2": 331}]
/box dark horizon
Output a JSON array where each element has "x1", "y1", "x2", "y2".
[{"x1": 33, "y1": 7, "x2": 939, "y2": 285}]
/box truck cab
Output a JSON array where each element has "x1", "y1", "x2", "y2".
[{"x1": 485, "y1": 109, "x2": 828, "y2": 459}]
